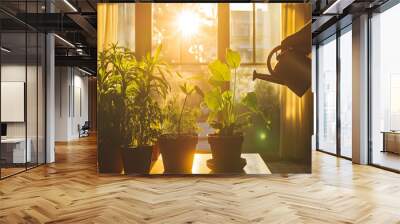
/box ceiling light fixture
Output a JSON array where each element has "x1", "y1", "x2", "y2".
[
  {"x1": 63, "y1": 0, "x2": 78, "y2": 12},
  {"x1": 54, "y1": 34, "x2": 75, "y2": 48},
  {"x1": 322, "y1": 0, "x2": 354, "y2": 15},
  {"x1": 1, "y1": 47, "x2": 11, "y2": 53},
  {"x1": 78, "y1": 67, "x2": 93, "y2": 76}
]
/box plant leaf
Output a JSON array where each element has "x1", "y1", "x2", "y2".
[
  {"x1": 204, "y1": 88, "x2": 222, "y2": 112},
  {"x1": 226, "y1": 49, "x2": 241, "y2": 69},
  {"x1": 179, "y1": 84, "x2": 188, "y2": 95},
  {"x1": 208, "y1": 59, "x2": 230, "y2": 83},
  {"x1": 194, "y1": 85, "x2": 204, "y2": 98},
  {"x1": 154, "y1": 44, "x2": 162, "y2": 61},
  {"x1": 242, "y1": 92, "x2": 258, "y2": 111}
]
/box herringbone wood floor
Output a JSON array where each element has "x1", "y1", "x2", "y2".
[{"x1": 1, "y1": 136, "x2": 400, "y2": 224}]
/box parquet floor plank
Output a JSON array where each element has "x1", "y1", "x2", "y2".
[{"x1": 0, "y1": 135, "x2": 399, "y2": 223}]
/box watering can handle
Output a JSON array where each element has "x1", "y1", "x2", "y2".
[{"x1": 267, "y1": 45, "x2": 283, "y2": 76}]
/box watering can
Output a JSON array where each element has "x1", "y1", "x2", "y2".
[{"x1": 253, "y1": 22, "x2": 311, "y2": 97}]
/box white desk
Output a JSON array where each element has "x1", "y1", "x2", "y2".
[{"x1": 1, "y1": 138, "x2": 31, "y2": 163}]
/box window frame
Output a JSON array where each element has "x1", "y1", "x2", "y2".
[
  {"x1": 315, "y1": 24, "x2": 353, "y2": 161},
  {"x1": 148, "y1": 3, "x2": 278, "y2": 66}
]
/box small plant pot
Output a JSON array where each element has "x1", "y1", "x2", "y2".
[
  {"x1": 207, "y1": 134, "x2": 245, "y2": 172},
  {"x1": 98, "y1": 144, "x2": 123, "y2": 174},
  {"x1": 122, "y1": 146, "x2": 154, "y2": 174},
  {"x1": 158, "y1": 134, "x2": 198, "y2": 174}
]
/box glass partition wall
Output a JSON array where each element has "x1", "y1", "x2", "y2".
[
  {"x1": 317, "y1": 35, "x2": 337, "y2": 155},
  {"x1": 370, "y1": 3, "x2": 400, "y2": 171},
  {"x1": 0, "y1": 2, "x2": 46, "y2": 179},
  {"x1": 316, "y1": 26, "x2": 352, "y2": 159}
]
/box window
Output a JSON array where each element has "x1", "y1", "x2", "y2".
[
  {"x1": 152, "y1": 4, "x2": 218, "y2": 150},
  {"x1": 339, "y1": 28, "x2": 352, "y2": 158},
  {"x1": 230, "y1": 3, "x2": 253, "y2": 63},
  {"x1": 229, "y1": 4, "x2": 282, "y2": 154},
  {"x1": 152, "y1": 3, "x2": 217, "y2": 64},
  {"x1": 117, "y1": 4, "x2": 135, "y2": 51},
  {"x1": 370, "y1": 3, "x2": 400, "y2": 171},
  {"x1": 317, "y1": 36, "x2": 337, "y2": 154},
  {"x1": 230, "y1": 3, "x2": 281, "y2": 64},
  {"x1": 316, "y1": 26, "x2": 353, "y2": 159}
]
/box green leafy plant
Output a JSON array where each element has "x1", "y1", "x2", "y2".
[
  {"x1": 162, "y1": 83, "x2": 203, "y2": 136},
  {"x1": 204, "y1": 49, "x2": 264, "y2": 136},
  {"x1": 130, "y1": 45, "x2": 172, "y2": 147},
  {"x1": 98, "y1": 44, "x2": 172, "y2": 149},
  {"x1": 98, "y1": 44, "x2": 138, "y2": 149},
  {"x1": 178, "y1": 83, "x2": 204, "y2": 134}
]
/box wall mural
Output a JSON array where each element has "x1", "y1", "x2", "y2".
[{"x1": 97, "y1": 3, "x2": 312, "y2": 175}]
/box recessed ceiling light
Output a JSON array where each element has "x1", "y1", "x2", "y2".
[
  {"x1": 54, "y1": 34, "x2": 75, "y2": 48},
  {"x1": 78, "y1": 67, "x2": 93, "y2": 76},
  {"x1": 1, "y1": 47, "x2": 11, "y2": 53},
  {"x1": 63, "y1": 0, "x2": 78, "y2": 12},
  {"x1": 322, "y1": 0, "x2": 354, "y2": 15}
]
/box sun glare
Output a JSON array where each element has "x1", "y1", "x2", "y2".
[{"x1": 177, "y1": 10, "x2": 200, "y2": 38}]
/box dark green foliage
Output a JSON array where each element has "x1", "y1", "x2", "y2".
[
  {"x1": 98, "y1": 44, "x2": 138, "y2": 152},
  {"x1": 130, "y1": 45, "x2": 171, "y2": 146},
  {"x1": 98, "y1": 44, "x2": 172, "y2": 150},
  {"x1": 162, "y1": 82, "x2": 203, "y2": 136},
  {"x1": 162, "y1": 97, "x2": 200, "y2": 136}
]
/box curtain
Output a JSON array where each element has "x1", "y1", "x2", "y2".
[
  {"x1": 97, "y1": 4, "x2": 135, "y2": 53},
  {"x1": 279, "y1": 4, "x2": 312, "y2": 166}
]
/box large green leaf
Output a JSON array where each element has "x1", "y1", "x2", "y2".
[
  {"x1": 226, "y1": 49, "x2": 241, "y2": 69},
  {"x1": 204, "y1": 88, "x2": 222, "y2": 112},
  {"x1": 208, "y1": 60, "x2": 230, "y2": 83}
]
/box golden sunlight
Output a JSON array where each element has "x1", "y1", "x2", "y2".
[{"x1": 177, "y1": 10, "x2": 200, "y2": 38}]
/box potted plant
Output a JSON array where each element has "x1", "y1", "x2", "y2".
[
  {"x1": 122, "y1": 45, "x2": 171, "y2": 174},
  {"x1": 204, "y1": 49, "x2": 262, "y2": 172},
  {"x1": 159, "y1": 83, "x2": 203, "y2": 174},
  {"x1": 97, "y1": 44, "x2": 136, "y2": 173}
]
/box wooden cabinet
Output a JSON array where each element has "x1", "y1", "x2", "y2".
[{"x1": 382, "y1": 132, "x2": 400, "y2": 154}]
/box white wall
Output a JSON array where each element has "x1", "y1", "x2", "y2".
[
  {"x1": 1, "y1": 63, "x2": 46, "y2": 164},
  {"x1": 55, "y1": 67, "x2": 70, "y2": 141},
  {"x1": 1, "y1": 65, "x2": 33, "y2": 138},
  {"x1": 55, "y1": 67, "x2": 89, "y2": 141}
]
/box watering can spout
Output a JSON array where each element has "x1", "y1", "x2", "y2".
[{"x1": 253, "y1": 70, "x2": 284, "y2": 85}]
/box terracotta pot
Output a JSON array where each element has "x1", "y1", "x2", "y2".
[
  {"x1": 158, "y1": 134, "x2": 198, "y2": 174},
  {"x1": 122, "y1": 146, "x2": 153, "y2": 174},
  {"x1": 208, "y1": 134, "x2": 244, "y2": 164}
]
